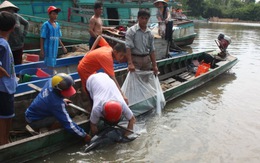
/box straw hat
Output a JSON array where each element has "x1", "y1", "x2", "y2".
[
  {"x1": 153, "y1": 0, "x2": 168, "y2": 5},
  {"x1": 0, "y1": 1, "x2": 19, "y2": 11}
]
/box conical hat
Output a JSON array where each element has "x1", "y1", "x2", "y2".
[
  {"x1": 153, "y1": 0, "x2": 168, "y2": 5},
  {"x1": 0, "y1": 1, "x2": 19, "y2": 11}
]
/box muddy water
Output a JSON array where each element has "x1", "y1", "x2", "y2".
[{"x1": 32, "y1": 22, "x2": 260, "y2": 163}]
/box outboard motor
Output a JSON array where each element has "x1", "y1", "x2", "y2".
[
  {"x1": 217, "y1": 33, "x2": 231, "y2": 52},
  {"x1": 198, "y1": 34, "x2": 232, "y2": 69},
  {"x1": 214, "y1": 33, "x2": 231, "y2": 61}
]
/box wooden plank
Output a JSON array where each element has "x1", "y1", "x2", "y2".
[
  {"x1": 159, "y1": 67, "x2": 187, "y2": 81},
  {"x1": 161, "y1": 78, "x2": 176, "y2": 84}
]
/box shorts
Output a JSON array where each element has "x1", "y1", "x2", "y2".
[
  {"x1": 0, "y1": 91, "x2": 15, "y2": 118},
  {"x1": 88, "y1": 37, "x2": 100, "y2": 50},
  {"x1": 12, "y1": 48, "x2": 23, "y2": 65},
  {"x1": 26, "y1": 116, "x2": 56, "y2": 131},
  {"x1": 132, "y1": 55, "x2": 152, "y2": 71},
  {"x1": 89, "y1": 37, "x2": 96, "y2": 50}
]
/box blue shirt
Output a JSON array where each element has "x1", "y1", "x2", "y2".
[
  {"x1": 25, "y1": 79, "x2": 86, "y2": 137},
  {"x1": 0, "y1": 38, "x2": 17, "y2": 94},
  {"x1": 41, "y1": 21, "x2": 62, "y2": 67}
]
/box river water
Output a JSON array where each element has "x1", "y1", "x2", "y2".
[{"x1": 33, "y1": 22, "x2": 260, "y2": 163}]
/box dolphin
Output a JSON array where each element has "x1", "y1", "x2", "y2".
[{"x1": 84, "y1": 126, "x2": 138, "y2": 152}]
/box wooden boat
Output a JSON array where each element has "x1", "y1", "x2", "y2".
[
  {"x1": 10, "y1": 0, "x2": 196, "y2": 49},
  {"x1": 70, "y1": 0, "x2": 197, "y2": 47},
  {"x1": 0, "y1": 46, "x2": 238, "y2": 162},
  {"x1": 21, "y1": 14, "x2": 90, "y2": 49},
  {"x1": 15, "y1": 56, "x2": 127, "y2": 94}
]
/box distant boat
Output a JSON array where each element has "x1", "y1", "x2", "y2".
[{"x1": 12, "y1": 0, "x2": 196, "y2": 49}]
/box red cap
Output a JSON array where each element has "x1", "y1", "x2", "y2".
[
  {"x1": 52, "y1": 73, "x2": 76, "y2": 98},
  {"x1": 103, "y1": 101, "x2": 122, "y2": 124},
  {"x1": 47, "y1": 6, "x2": 61, "y2": 14},
  {"x1": 60, "y1": 86, "x2": 76, "y2": 98}
]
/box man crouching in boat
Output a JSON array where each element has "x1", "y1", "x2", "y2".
[
  {"x1": 87, "y1": 72, "x2": 135, "y2": 136},
  {"x1": 25, "y1": 73, "x2": 91, "y2": 142}
]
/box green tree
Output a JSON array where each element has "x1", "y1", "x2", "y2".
[
  {"x1": 242, "y1": 0, "x2": 255, "y2": 4},
  {"x1": 186, "y1": 0, "x2": 204, "y2": 17},
  {"x1": 230, "y1": 0, "x2": 244, "y2": 8}
]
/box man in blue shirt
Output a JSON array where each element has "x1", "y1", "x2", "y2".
[{"x1": 25, "y1": 73, "x2": 91, "y2": 142}]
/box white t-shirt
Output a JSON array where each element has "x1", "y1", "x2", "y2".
[{"x1": 87, "y1": 72, "x2": 133, "y2": 124}]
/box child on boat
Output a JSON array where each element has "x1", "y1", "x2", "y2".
[
  {"x1": 40, "y1": 6, "x2": 67, "y2": 67},
  {"x1": 0, "y1": 11, "x2": 17, "y2": 145},
  {"x1": 25, "y1": 73, "x2": 91, "y2": 142}
]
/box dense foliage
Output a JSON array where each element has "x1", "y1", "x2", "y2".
[{"x1": 179, "y1": 0, "x2": 260, "y2": 21}]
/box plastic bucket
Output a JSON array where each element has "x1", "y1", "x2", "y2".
[
  {"x1": 36, "y1": 68, "x2": 50, "y2": 77},
  {"x1": 195, "y1": 63, "x2": 210, "y2": 77},
  {"x1": 19, "y1": 68, "x2": 54, "y2": 83},
  {"x1": 26, "y1": 54, "x2": 39, "y2": 62}
]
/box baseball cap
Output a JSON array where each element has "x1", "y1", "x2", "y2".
[{"x1": 47, "y1": 6, "x2": 61, "y2": 14}]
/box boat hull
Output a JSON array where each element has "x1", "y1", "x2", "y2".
[
  {"x1": 164, "y1": 55, "x2": 238, "y2": 101},
  {"x1": 174, "y1": 33, "x2": 197, "y2": 46},
  {"x1": 0, "y1": 120, "x2": 88, "y2": 163}
]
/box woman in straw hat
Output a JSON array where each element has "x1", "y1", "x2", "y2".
[
  {"x1": 153, "y1": 0, "x2": 171, "y2": 37},
  {"x1": 0, "y1": 1, "x2": 29, "y2": 65}
]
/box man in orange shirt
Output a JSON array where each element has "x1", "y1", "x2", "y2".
[{"x1": 77, "y1": 35, "x2": 128, "y2": 107}]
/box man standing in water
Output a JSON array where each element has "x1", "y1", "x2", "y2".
[{"x1": 88, "y1": 2, "x2": 115, "y2": 49}]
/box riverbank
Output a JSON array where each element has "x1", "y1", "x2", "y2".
[{"x1": 209, "y1": 16, "x2": 260, "y2": 24}]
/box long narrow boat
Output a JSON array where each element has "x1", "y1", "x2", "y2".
[
  {"x1": 21, "y1": 15, "x2": 196, "y2": 50},
  {"x1": 0, "y1": 48, "x2": 238, "y2": 162}
]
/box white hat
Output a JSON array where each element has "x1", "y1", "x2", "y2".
[
  {"x1": 0, "y1": 1, "x2": 19, "y2": 11},
  {"x1": 153, "y1": 0, "x2": 168, "y2": 5}
]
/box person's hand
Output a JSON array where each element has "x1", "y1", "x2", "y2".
[
  {"x1": 153, "y1": 65, "x2": 159, "y2": 76},
  {"x1": 63, "y1": 98, "x2": 72, "y2": 105},
  {"x1": 62, "y1": 46, "x2": 68, "y2": 54},
  {"x1": 40, "y1": 49, "x2": 44, "y2": 59},
  {"x1": 123, "y1": 94, "x2": 129, "y2": 105},
  {"x1": 128, "y1": 63, "x2": 135, "y2": 72},
  {"x1": 0, "y1": 67, "x2": 9, "y2": 78},
  {"x1": 108, "y1": 27, "x2": 117, "y2": 32},
  {"x1": 84, "y1": 134, "x2": 92, "y2": 143}
]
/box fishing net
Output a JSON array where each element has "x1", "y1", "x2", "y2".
[{"x1": 121, "y1": 71, "x2": 165, "y2": 115}]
